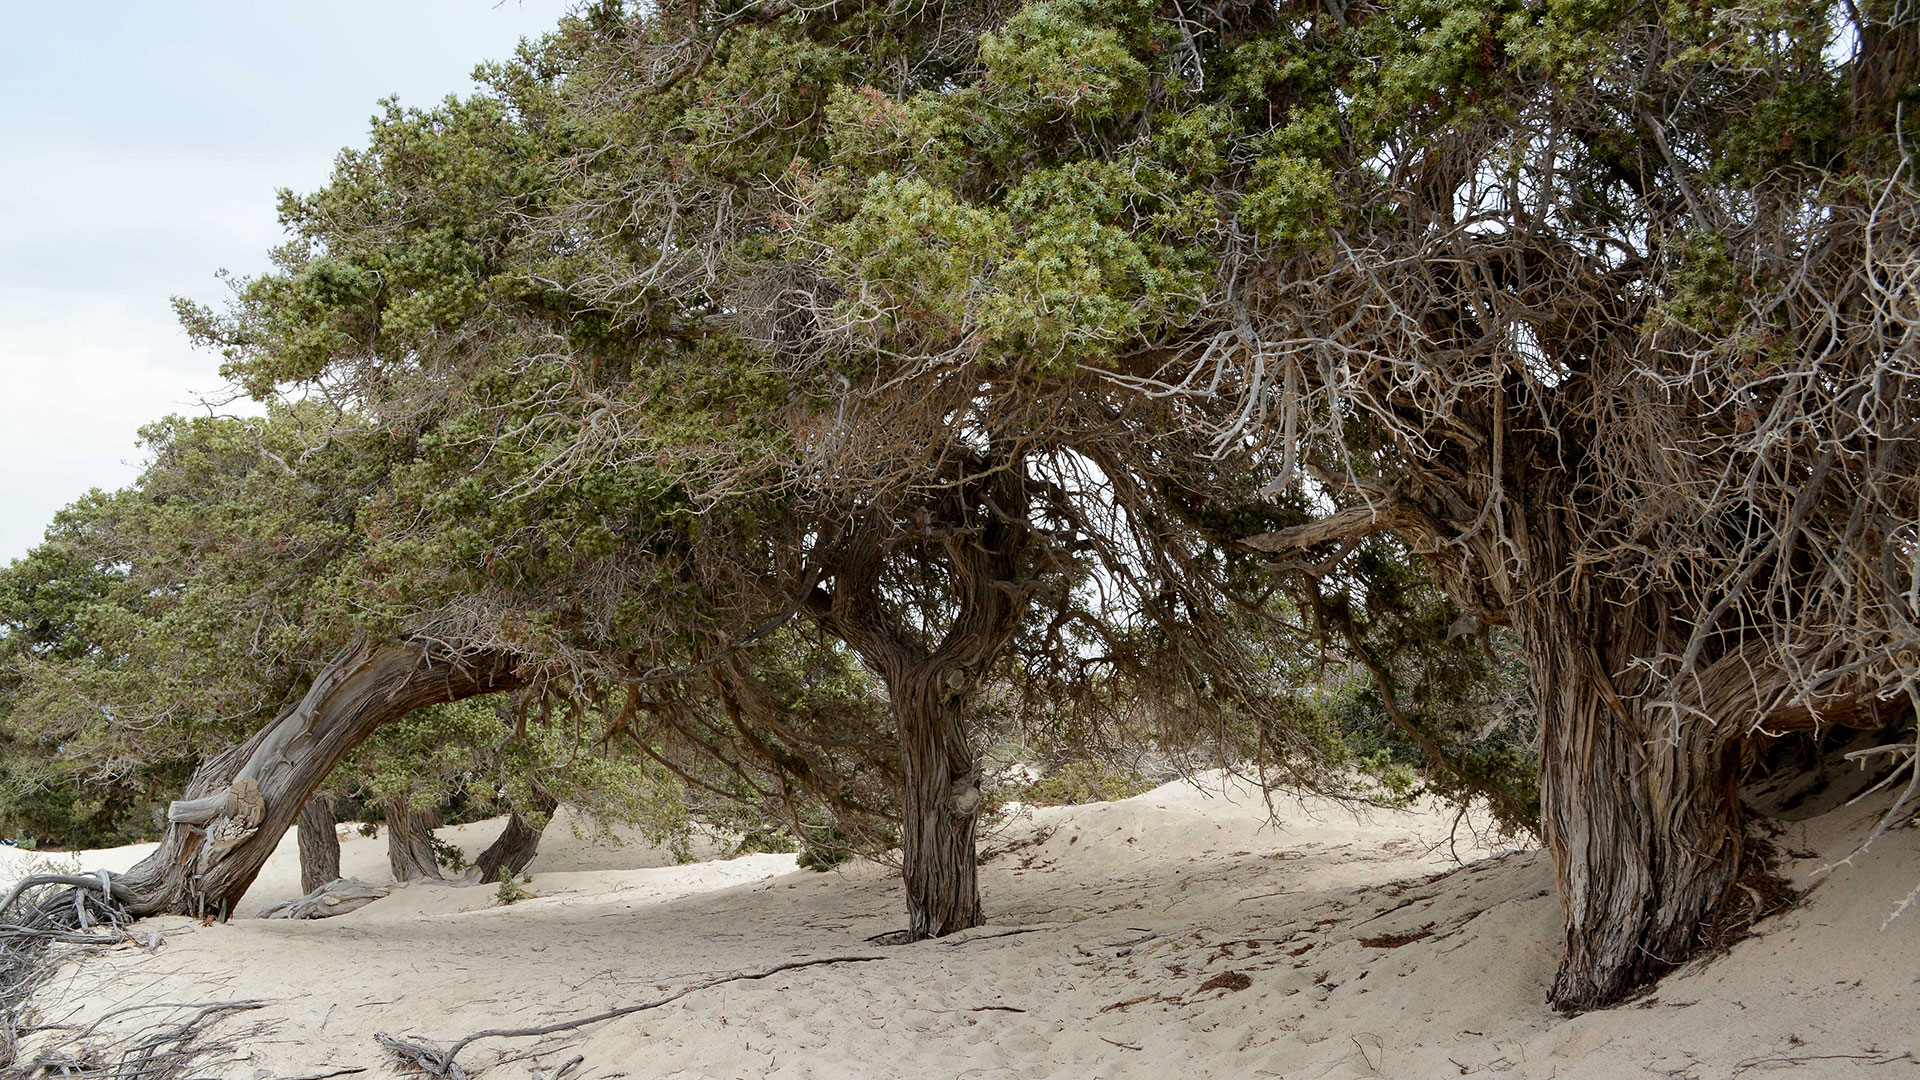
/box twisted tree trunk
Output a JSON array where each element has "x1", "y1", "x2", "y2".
[
  {"x1": 806, "y1": 470, "x2": 1032, "y2": 940},
  {"x1": 1514, "y1": 588, "x2": 1744, "y2": 1011},
  {"x1": 296, "y1": 794, "x2": 342, "y2": 895},
  {"x1": 474, "y1": 792, "x2": 557, "y2": 884},
  {"x1": 1247, "y1": 489, "x2": 1766, "y2": 1010},
  {"x1": 892, "y1": 664, "x2": 985, "y2": 938},
  {"x1": 384, "y1": 798, "x2": 444, "y2": 881},
  {"x1": 113, "y1": 640, "x2": 520, "y2": 918}
]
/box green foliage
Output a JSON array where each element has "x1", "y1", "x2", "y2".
[
  {"x1": 495, "y1": 875, "x2": 531, "y2": 905},
  {"x1": 1007, "y1": 760, "x2": 1156, "y2": 806},
  {"x1": 24, "y1": 0, "x2": 1880, "y2": 861},
  {"x1": 0, "y1": 402, "x2": 382, "y2": 846},
  {"x1": 431, "y1": 836, "x2": 469, "y2": 873},
  {"x1": 794, "y1": 820, "x2": 863, "y2": 873},
  {"x1": 732, "y1": 827, "x2": 797, "y2": 856},
  {"x1": 977, "y1": 1, "x2": 1149, "y2": 121}
]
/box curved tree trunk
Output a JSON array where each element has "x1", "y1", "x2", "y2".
[
  {"x1": 113, "y1": 639, "x2": 520, "y2": 918},
  {"x1": 384, "y1": 797, "x2": 444, "y2": 881},
  {"x1": 474, "y1": 792, "x2": 557, "y2": 884},
  {"x1": 296, "y1": 794, "x2": 342, "y2": 895}
]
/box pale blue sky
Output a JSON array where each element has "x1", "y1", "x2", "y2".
[{"x1": 0, "y1": 1, "x2": 571, "y2": 562}]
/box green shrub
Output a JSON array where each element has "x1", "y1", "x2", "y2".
[
  {"x1": 495, "y1": 874, "x2": 531, "y2": 905},
  {"x1": 733, "y1": 827, "x2": 797, "y2": 856},
  {"x1": 1011, "y1": 760, "x2": 1155, "y2": 806},
  {"x1": 795, "y1": 820, "x2": 859, "y2": 872}
]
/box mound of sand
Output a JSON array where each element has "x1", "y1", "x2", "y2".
[{"x1": 10, "y1": 774, "x2": 1917, "y2": 1078}]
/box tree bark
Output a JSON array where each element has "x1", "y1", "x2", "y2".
[
  {"x1": 892, "y1": 664, "x2": 984, "y2": 939},
  {"x1": 1853, "y1": 0, "x2": 1918, "y2": 145},
  {"x1": 384, "y1": 797, "x2": 444, "y2": 881},
  {"x1": 1517, "y1": 595, "x2": 1744, "y2": 1011},
  {"x1": 113, "y1": 639, "x2": 521, "y2": 918},
  {"x1": 297, "y1": 794, "x2": 341, "y2": 895},
  {"x1": 806, "y1": 473, "x2": 1032, "y2": 940},
  {"x1": 1279, "y1": 485, "x2": 1764, "y2": 1009},
  {"x1": 1498, "y1": 500, "x2": 1749, "y2": 1012},
  {"x1": 474, "y1": 792, "x2": 556, "y2": 884}
]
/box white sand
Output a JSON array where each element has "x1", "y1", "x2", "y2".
[{"x1": 9, "y1": 775, "x2": 1917, "y2": 1078}]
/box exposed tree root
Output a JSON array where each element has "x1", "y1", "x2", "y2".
[
  {"x1": 377, "y1": 954, "x2": 887, "y2": 1078},
  {"x1": 1, "y1": 873, "x2": 136, "y2": 1069}
]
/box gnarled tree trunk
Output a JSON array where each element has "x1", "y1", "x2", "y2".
[
  {"x1": 474, "y1": 792, "x2": 557, "y2": 884},
  {"x1": 384, "y1": 797, "x2": 444, "y2": 881},
  {"x1": 113, "y1": 639, "x2": 520, "y2": 918},
  {"x1": 806, "y1": 471, "x2": 1033, "y2": 940},
  {"x1": 1250, "y1": 489, "x2": 1768, "y2": 1010},
  {"x1": 891, "y1": 664, "x2": 984, "y2": 939},
  {"x1": 297, "y1": 794, "x2": 342, "y2": 895},
  {"x1": 1514, "y1": 588, "x2": 1744, "y2": 1011}
]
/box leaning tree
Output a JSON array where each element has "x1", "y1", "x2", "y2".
[
  {"x1": 145, "y1": 1, "x2": 1388, "y2": 941},
  {"x1": 105, "y1": 45, "x2": 937, "y2": 919}
]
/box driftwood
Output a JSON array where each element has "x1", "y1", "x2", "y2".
[
  {"x1": 257, "y1": 879, "x2": 392, "y2": 920},
  {"x1": 1, "y1": 872, "x2": 138, "y2": 1068},
  {"x1": 378, "y1": 954, "x2": 887, "y2": 1079}
]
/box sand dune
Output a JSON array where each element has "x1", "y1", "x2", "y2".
[{"x1": 10, "y1": 774, "x2": 1917, "y2": 1078}]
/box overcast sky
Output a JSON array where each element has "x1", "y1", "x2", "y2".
[{"x1": 0, "y1": 1, "x2": 571, "y2": 563}]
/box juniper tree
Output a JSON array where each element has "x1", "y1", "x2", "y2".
[
  {"x1": 740, "y1": 0, "x2": 1918, "y2": 1007},
  {"x1": 533, "y1": 0, "x2": 1916, "y2": 1005},
  {"x1": 64, "y1": 0, "x2": 1900, "y2": 1008},
  {"x1": 136, "y1": 5, "x2": 1376, "y2": 939}
]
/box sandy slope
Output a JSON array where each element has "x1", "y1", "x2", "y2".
[{"x1": 9, "y1": 775, "x2": 1918, "y2": 1079}]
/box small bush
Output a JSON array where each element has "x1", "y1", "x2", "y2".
[
  {"x1": 1010, "y1": 760, "x2": 1154, "y2": 806},
  {"x1": 795, "y1": 821, "x2": 859, "y2": 872},
  {"x1": 496, "y1": 875, "x2": 532, "y2": 905},
  {"x1": 733, "y1": 827, "x2": 797, "y2": 856}
]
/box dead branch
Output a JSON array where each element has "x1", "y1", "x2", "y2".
[{"x1": 378, "y1": 955, "x2": 887, "y2": 1078}]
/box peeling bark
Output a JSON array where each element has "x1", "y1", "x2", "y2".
[
  {"x1": 1518, "y1": 592, "x2": 1744, "y2": 1011},
  {"x1": 808, "y1": 483, "x2": 1030, "y2": 939},
  {"x1": 892, "y1": 665, "x2": 984, "y2": 938},
  {"x1": 799, "y1": 458, "x2": 1033, "y2": 940},
  {"x1": 113, "y1": 640, "x2": 521, "y2": 918},
  {"x1": 1497, "y1": 498, "x2": 1755, "y2": 1012}
]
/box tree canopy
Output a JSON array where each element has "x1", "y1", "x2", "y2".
[{"x1": 2, "y1": 0, "x2": 1913, "y2": 1015}]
